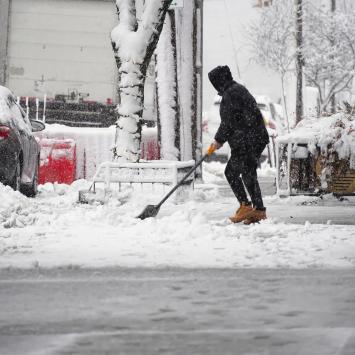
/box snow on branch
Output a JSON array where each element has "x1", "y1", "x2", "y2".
[
  {"x1": 247, "y1": 0, "x2": 295, "y2": 131},
  {"x1": 249, "y1": 0, "x2": 355, "y2": 120},
  {"x1": 303, "y1": 4, "x2": 355, "y2": 113}
]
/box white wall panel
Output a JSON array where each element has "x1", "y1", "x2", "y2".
[{"x1": 7, "y1": 0, "x2": 117, "y2": 103}]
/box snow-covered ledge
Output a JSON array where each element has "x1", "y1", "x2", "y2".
[{"x1": 91, "y1": 160, "x2": 196, "y2": 190}]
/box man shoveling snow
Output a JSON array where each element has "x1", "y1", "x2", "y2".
[{"x1": 207, "y1": 65, "x2": 269, "y2": 224}]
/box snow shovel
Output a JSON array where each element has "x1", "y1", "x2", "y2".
[
  {"x1": 137, "y1": 153, "x2": 210, "y2": 220},
  {"x1": 78, "y1": 183, "x2": 106, "y2": 204}
]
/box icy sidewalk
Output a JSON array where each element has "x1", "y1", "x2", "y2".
[{"x1": 0, "y1": 174, "x2": 355, "y2": 270}]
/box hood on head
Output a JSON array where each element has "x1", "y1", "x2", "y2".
[{"x1": 208, "y1": 66, "x2": 233, "y2": 95}]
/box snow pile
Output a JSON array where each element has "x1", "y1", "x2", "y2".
[
  {"x1": 39, "y1": 138, "x2": 76, "y2": 168},
  {"x1": 277, "y1": 113, "x2": 355, "y2": 161},
  {"x1": 258, "y1": 160, "x2": 276, "y2": 177},
  {"x1": 203, "y1": 161, "x2": 275, "y2": 184},
  {"x1": 203, "y1": 162, "x2": 226, "y2": 183},
  {"x1": 0, "y1": 184, "x2": 33, "y2": 229},
  {"x1": 1, "y1": 178, "x2": 354, "y2": 269}
]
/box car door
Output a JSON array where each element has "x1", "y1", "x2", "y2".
[{"x1": 18, "y1": 103, "x2": 39, "y2": 181}]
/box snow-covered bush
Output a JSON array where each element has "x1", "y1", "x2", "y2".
[{"x1": 277, "y1": 110, "x2": 355, "y2": 193}]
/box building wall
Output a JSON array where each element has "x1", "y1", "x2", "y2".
[
  {"x1": 6, "y1": 0, "x2": 118, "y2": 103},
  {"x1": 1, "y1": 0, "x2": 158, "y2": 121}
]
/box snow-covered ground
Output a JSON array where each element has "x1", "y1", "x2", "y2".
[{"x1": 1, "y1": 163, "x2": 355, "y2": 270}]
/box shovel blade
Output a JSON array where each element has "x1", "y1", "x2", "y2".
[
  {"x1": 136, "y1": 204, "x2": 160, "y2": 220},
  {"x1": 78, "y1": 190, "x2": 92, "y2": 204},
  {"x1": 78, "y1": 189, "x2": 105, "y2": 205}
]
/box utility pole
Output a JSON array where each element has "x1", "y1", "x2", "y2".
[
  {"x1": 0, "y1": 0, "x2": 10, "y2": 85},
  {"x1": 330, "y1": 0, "x2": 336, "y2": 113},
  {"x1": 295, "y1": 0, "x2": 303, "y2": 124},
  {"x1": 331, "y1": 0, "x2": 336, "y2": 11}
]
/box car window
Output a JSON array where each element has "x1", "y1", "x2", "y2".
[
  {"x1": 8, "y1": 96, "x2": 32, "y2": 134},
  {"x1": 16, "y1": 102, "x2": 32, "y2": 127}
]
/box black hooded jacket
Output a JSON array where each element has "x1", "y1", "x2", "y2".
[{"x1": 208, "y1": 66, "x2": 269, "y2": 158}]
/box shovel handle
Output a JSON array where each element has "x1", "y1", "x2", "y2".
[{"x1": 157, "y1": 154, "x2": 209, "y2": 208}]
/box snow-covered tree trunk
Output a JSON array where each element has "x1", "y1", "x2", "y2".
[
  {"x1": 156, "y1": 11, "x2": 179, "y2": 161},
  {"x1": 111, "y1": 0, "x2": 172, "y2": 162}
]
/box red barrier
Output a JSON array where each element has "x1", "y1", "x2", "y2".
[
  {"x1": 141, "y1": 139, "x2": 160, "y2": 160},
  {"x1": 39, "y1": 138, "x2": 76, "y2": 185}
]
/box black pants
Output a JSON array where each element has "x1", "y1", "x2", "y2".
[{"x1": 225, "y1": 148, "x2": 265, "y2": 210}]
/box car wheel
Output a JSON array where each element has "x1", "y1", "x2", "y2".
[
  {"x1": 23, "y1": 158, "x2": 39, "y2": 197},
  {"x1": 11, "y1": 160, "x2": 21, "y2": 192}
]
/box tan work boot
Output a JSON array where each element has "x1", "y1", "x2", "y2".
[
  {"x1": 243, "y1": 208, "x2": 267, "y2": 225},
  {"x1": 229, "y1": 203, "x2": 253, "y2": 223}
]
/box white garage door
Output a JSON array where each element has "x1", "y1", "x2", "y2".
[{"x1": 7, "y1": 0, "x2": 118, "y2": 103}]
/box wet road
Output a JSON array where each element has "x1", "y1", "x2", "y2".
[{"x1": 1, "y1": 268, "x2": 355, "y2": 354}]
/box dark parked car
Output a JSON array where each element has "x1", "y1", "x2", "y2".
[{"x1": 0, "y1": 85, "x2": 45, "y2": 196}]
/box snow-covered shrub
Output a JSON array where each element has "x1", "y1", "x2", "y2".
[{"x1": 277, "y1": 110, "x2": 355, "y2": 194}]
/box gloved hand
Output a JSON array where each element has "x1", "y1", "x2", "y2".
[{"x1": 207, "y1": 141, "x2": 222, "y2": 156}]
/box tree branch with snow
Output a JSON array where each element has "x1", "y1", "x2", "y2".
[
  {"x1": 303, "y1": 4, "x2": 355, "y2": 114},
  {"x1": 247, "y1": 0, "x2": 296, "y2": 132}
]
